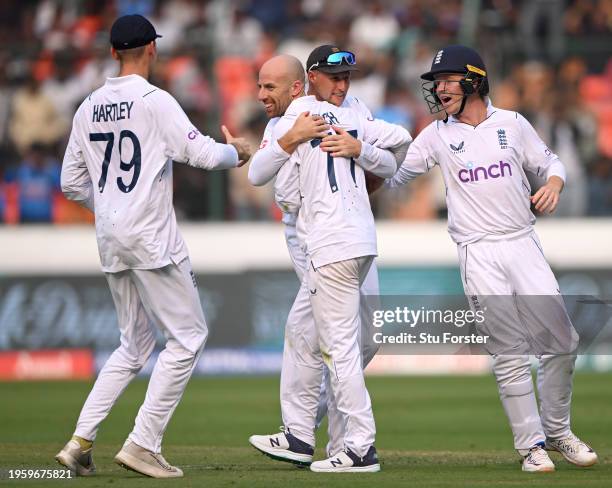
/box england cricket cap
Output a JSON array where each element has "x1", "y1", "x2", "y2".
[
  {"x1": 306, "y1": 45, "x2": 359, "y2": 74},
  {"x1": 421, "y1": 45, "x2": 487, "y2": 81},
  {"x1": 110, "y1": 14, "x2": 162, "y2": 50}
]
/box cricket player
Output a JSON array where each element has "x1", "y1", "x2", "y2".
[
  {"x1": 380, "y1": 44, "x2": 597, "y2": 472},
  {"x1": 249, "y1": 47, "x2": 412, "y2": 472},
  {"x1": 247, "y1": 52, "x2": 402, "y2": 465},
  {"x1": 55, "y1": 14, "x2": 251, "y2": 478}
]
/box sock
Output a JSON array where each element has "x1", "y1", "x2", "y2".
[{"x1": 72, "y1": 435, "x2": 93, "y2": 450}]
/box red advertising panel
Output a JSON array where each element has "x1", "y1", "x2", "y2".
[{"x1": 0, "y1": 349, "x2": 93, "y2": 380}]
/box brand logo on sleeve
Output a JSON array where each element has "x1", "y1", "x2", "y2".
[
  {"x1": 450, "y1": 141, "x2": 465, "y2": 153},
  {"x1": 260, "y1": 139, "x2": 269, "y2": 149},
  {"x1": 187, "y1": 128, "x2": 200, "y2": 140},
  {"x1": 458, "y1": 161, "x2": 513, "y2": 183}
]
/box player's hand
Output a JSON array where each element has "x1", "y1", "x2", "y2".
[
  {"x1": 222, "y1": 125, "x2": 252, "y2": 167},
  {"x1": 365, "y1": 172, "x2": 386, "y2": 195},
  {"x1": 288, "y1": 111, "x2": 330, "y2": 143},
  {"x1": 320, "y1": 126, "x2": 362, "y2": 158},
  {"x1": 531, "y1": 176, "x2": 563, "y2": 214}
]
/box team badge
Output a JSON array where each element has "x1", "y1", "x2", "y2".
[{"x1": 497, "y1": 129, "x2": 508, "y2": 149}]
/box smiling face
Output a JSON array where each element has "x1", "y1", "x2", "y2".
[
  {"x1": 433, "y1": 73, "x2": 466, "y2": 115},
  {"x1": 257, "y1": 71, "x2": 293, "y2": 118},
  {"x1": 257, "y1": 57, "x2": 304, "y2": 118},
  {"x1": 308, "y1": 70, "x2": 351, "y2": 107}
]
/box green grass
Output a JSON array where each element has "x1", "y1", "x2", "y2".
[{"x1": 1, "y1": 373, "x2": 611, "y2": 487}]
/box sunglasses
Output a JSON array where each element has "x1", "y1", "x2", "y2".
[{"x1": 308, "y1": 51, "x2": 356, "y2": 71}]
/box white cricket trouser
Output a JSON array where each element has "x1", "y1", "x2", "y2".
[
  {"x1": 307, "y1": 255, "x2": 376, "y2": 457},
  {"x1": 458, "y1": 231, "x2": 577, "y2": 453},
  {"x1": 280, "y1": 223, "x2": 379, "y2": 453},
  {"x1": 74, "y1": 258, "x2": 208, "y2": 453},
  {"x1": 318, "y1": 264, "x2": 380, "y2": 457}
]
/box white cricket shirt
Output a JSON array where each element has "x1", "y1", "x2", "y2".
[
  {"x1": 62, "y1": 74, "x2": 238, "y2": 272},
  {"x1": 388, "y1": 104, "x2": 566, "y2": 245},
  {"x1": 273, "y1": 95, "x2": 412, "y2": 267}
]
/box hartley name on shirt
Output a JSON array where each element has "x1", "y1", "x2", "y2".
[{"x1": 92, "y1": 101, "x2": 134, "y2": 123}]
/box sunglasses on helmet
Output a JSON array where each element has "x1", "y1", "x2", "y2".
[{"x1": 308, "y1": 51, "x2": 356, "y2": 71}]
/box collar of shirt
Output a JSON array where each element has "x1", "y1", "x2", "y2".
[
  {"x1": 105, "y1": 74, "x2": 147, "y2": 86},
  {"x1": 447, "y1": 97, "x2": 496, "y2": 124}
]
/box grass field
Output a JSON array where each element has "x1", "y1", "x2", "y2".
[{"x1": 1, "y1": 373, "x2": 610, "y2": 487}]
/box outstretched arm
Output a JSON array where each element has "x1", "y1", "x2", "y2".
[
  {"x1": 148, "y1": 90, "x2": 248, "y2": 170},
  {"x1": 387, "y1": 128, "x2": 436, "y2": 188},
  {"x1": 319, "y1": 120, "x2": 412, "y2": 178}
]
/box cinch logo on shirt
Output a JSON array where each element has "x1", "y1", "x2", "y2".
[
  {"x1": 458, "y1": 161, "x2": 512, "y2": 183},
  {"x1": 187, "y1": 128, "x2": 200, "y2": 140}
]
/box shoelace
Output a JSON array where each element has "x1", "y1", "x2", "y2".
[
  {"x1": 148, "y1": 452, "x2": 173, "y2": 471},
  {"x1": 342, "y1": 448, "x2": 363, "y2": 463},
  {"x1": 555, "y1": 434, "x2": 588, "y2": 454},
  {"x1": 527, "y1": 447, "x2": 550, "y2": 465}
]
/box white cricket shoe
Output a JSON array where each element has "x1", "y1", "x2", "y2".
[
  {"x1": 310, "y1": 446, "x2": 380, "y2": 473},
  {"x1": 114, "y1": 441, "x2": 183, "y2": 478},
  {"x1": 546, "y1": 432, "x2": 598, "y2": 467},
  {"x1": 249, "y1": 428, "x2": 314, "y2": 466},
  {"x1": 55, "y1": 438, "x2": 96, "y2": 476},
  {"x1": 522, "y1": 444, "x2": 555, "y2": 472}
]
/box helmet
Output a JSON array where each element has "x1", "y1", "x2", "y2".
[{"x1": 420, "y1": 45, "x2": 489, "y2": 115}]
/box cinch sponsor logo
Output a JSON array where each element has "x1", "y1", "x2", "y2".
[{"x1": 458, "y1": 161, "x2": 512, "y2": 183}]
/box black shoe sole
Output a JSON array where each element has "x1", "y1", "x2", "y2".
[{"x1": 250, "y1": 445, "x2": 312, "y2": 467}]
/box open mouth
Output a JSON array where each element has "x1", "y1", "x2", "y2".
[{"x1": 441, "y1": 96, "x2": 453, "y2": 104}]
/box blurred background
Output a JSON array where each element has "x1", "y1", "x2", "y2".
[
  {"x1": 0, "y1": 0, "x2": 610, "y2": 222},
  {"x1": 0, "y1": 0, "x2": 610, "y2": 379}
]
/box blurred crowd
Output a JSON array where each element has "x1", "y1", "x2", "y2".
[{"x1": 0, "y1": 0, "x2": 611, "y2": 224}]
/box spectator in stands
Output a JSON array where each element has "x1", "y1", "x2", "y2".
[
  {"x1": 532, "y1": 91, "x2": 592, "y2": 217},
  {"x1": 228, "y1": 108, "x2": 273, "y2": 220},
  {"x1": 349, "y1": 0, "x2": 400, "y2": 51},
  {"x1": 9, "y1": 70, "x2": 66, "y2": 156},
  {"x1": 519, "y1": 0, "x2": 565, "y2": 63},
  {"x1": 588, "y1": 156, "x2": 612, "y2": 215},
  {"x1": 0, "y1": 54, "x2": 13, "y2": 150},
  {"x1": 0, "y1": 0, "x2": 610, "y2": 222},
  {"x1": 43, "y1": 50, "x2": 90, "y2": 130},
  {"x1": 3, "y1": 143, "x2": 61, "y2": 223},
  {"x1": 212, "y1": 3, "x2": 263, "y2": 58}
]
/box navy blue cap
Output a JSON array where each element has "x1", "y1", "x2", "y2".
[
  {"x1": 421, "y1": 45, "x2": 487, "y2": 80},
  {"x1": 110, "y1": 14, "x2": 161, "y2": 50}
]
